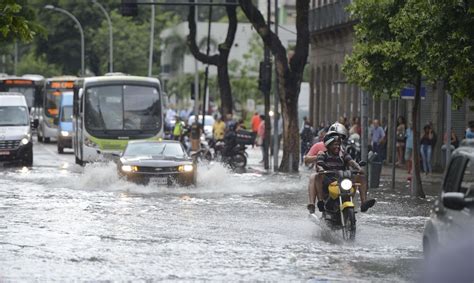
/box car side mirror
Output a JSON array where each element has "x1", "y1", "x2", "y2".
[
  {"x1": 358, "y1": 161, "x2": 367, "y2": 167},
  {"x1": 442, "y1": 192, "x2": 466, "y2": 210}
]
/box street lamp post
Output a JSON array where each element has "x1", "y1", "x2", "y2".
[
  {"x1": 44, "y1": 5, "x2": 85, "y2": 76},
  {"x1": 92, "y1": 0, "x2": 113, "y2": 73}
]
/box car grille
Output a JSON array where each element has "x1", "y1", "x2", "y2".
[
  {"x1": 0, "y1": 140, "x2": 20, "y2": 150},
  {"x1": 136, "y1": 166, "x2": 179, "y2": 173}
]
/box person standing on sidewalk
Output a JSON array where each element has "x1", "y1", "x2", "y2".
[
  {"x1": 251, "y1": 112, "x2": 261, "y2": 148},
  {"x1": 257, "y1": 115, "x2": 266, "y2": 163},
  {"x1": 420, "y1": 125, "x2": 435, "y2": 175},
  {"x1": 405, "y1": 123, "x2": 414, "y2": 174},
  {"x1": 371, "y1": 119, "x2": 385, "y2": 158},
  {"x1": 396, "y1": 116, "x2": 406, "y2": 166}
]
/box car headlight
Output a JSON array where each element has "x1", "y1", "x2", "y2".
[
  {"x1": 178, "y1": 164, "x2": 194, "y2": 172},
  {"x1": 21, "y1": 138, "x2": 30, "y2": 145},
  {"x1": 121, "y1": 165, "x2": 137, "y2": 172},
  {"x1": 340, "y1": 179, "x2": 353, "y2": 191},
  {"x1": 61, "y1": 131, "x2": 69, "y2": 137}
]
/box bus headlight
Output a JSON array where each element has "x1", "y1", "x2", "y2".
[
  {"x1": 61, "y1": 131, "x2": 69, "y2": 137},
  {"x1": 341, "y1": 179, "x2": 353, "y2": 191},
  {"x1": 121, "y1": 165, "x2": 137, "y2": 172},
  {"x1": 178, "y1": 164, "x2": 194, "y2": 172}
]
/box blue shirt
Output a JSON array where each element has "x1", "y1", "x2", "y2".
[
  {"x1": 405, "y1": 128, "x2": 413, "y2": 149},
  {"x1": 371, "y1": 126, "x2": 385, "y2": 145},
  {"x1": 466, "y1": 129, "x2": 474, "y2": 139}
]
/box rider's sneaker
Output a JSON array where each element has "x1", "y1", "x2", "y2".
[
  {"x1": 307, "y1": 204, "x2": 315, "y2": 214},
  {"x1": 361, "y1": 199, "x2": 376, "y2": 212},
  {"x1": 317, "y1": 200, "x2": 325, "y2": 212}
]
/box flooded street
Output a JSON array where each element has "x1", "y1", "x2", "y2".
[{"x1": 1, "y1": 142, "x2": 433, "y2": 281}]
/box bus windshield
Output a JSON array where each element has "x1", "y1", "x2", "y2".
[
  {"x1": 45, "y1": 89, "x2": 63, "y2": 118},
  {"x1": 61, "y1": 106, "x2": 73, "y2": 122},
  {"x1": 0, "y1": 106, "x2": 29, "y2": 126},
  {"x1": 6, "y1": 87, "x2": 35, "y2": 108},
  {"x1": 85, "y1": 84, "x2": 161, "y2": 131}
]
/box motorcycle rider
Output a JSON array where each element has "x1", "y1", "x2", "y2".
[
  {"x1": 306, "y1": 123, "x2": 376, "y2": 214},
  {"x1": 223, "y1": 123, "x2": 238, "y2": 157}
]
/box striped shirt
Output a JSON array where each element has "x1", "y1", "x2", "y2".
[{"x1": 316, "y1": 151, "x2": 353, "y2": 171}]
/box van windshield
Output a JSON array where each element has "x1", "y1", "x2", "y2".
[
  {"x1": 0, "y1": 106, "x2": 29, "y2": 126},
  {"x1": 61, "y1": 106, "x2": 73, "y2": 122}
]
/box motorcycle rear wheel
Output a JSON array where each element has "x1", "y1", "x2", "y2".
[
  {"x1": 342, "y1": 207, "x2": 356, "y2": 240},
  {"x1": 231, "y1": 152, "x2": 247, "y2": 169}
]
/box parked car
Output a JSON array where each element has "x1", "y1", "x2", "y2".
[
  {"x1": 0, "y1": 92, "x2": 33, "y2": 166},
  {"x1": 423, "y1": 140, "x2": 474, "y2": 257},
  {"x1": 117, "y1": 140, "x2": 196, "y2": 186}
]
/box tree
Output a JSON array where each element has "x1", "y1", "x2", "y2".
[
  {"x1": 238, "y1": 0, "x2": 310, "y2": 172},
  {"x1": 0, "y1": 0, "x2": 42, "y2": 42},
  {"x1": 343, "y1": 0, "x2": 426, "y2": 197},
  {"x1": 187, "y1": 0, "x2": 238, "y2": 116}
]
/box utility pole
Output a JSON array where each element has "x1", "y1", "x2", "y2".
[
  {"x1": 202, "y1": 0, "x2": 213, "y2": 129},
  {"x1": 148, "y1": 0, "x2": 155, "y2": 77},
  {"x1": 391, "y1": 99, "x2": 398, "y2": 190},
  {"x1": 92, "y1": 0, "x2": 113, "y2": 73},
  {"x1": 272, "y1": 0, "x2": 279, "y2": 172},
  {"x1": 361, "y1": 89, "x2": 369, "y2": 164}
]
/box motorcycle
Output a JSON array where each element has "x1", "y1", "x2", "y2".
[
  {"x1": 318, "y1": 165, "x2": 365, "y2": 240},
  {"x1": 345, "y1": 133, "x2": 361, "y2": 162},
  {"x1": 192, "y1": 138, "x2": 247, "y2": 170}
]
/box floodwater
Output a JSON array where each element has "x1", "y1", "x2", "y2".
[{"x1": 0, "y1": 142, "x2": 434, "y2": 281}]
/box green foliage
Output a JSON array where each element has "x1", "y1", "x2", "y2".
[
  {"x1": 0, "y1": 0, "x2": 43, "y2": 42},
  {"x1": 17, "y1": 48, "x2": 62, "y2": 77}
]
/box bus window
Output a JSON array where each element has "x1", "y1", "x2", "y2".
[
  {"x1": 85, "y1": 85, "x2": 123, "y2": 130},
  {"x1": 61, "y1": 106, "x2": 73, "y2": 122},
  {"x1": 123, "y1": 85, "x2": 160, "y2": 130},
  {"x1": 8, "y1": 87, "x2": 35, "y2": 108},
  {"x1": 45, "y1": 89, "x2": 62, "y2": 118}
]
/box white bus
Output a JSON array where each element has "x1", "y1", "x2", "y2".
[
  {"x1": 38, "y1": 76, "x2": 77, "y2": 143},
  {"x1": 73, "y1": 75, "x2": 163, "y2": 165}
]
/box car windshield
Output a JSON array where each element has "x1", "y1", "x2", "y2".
[
  {"x1": 0, "y1": 106, "x2": 29, "y2": 126},
  {"x1": 61, "y1": 105, "x2": 73, "y2": 122},
  {"x1": 124, "y1": 142, "x2": 185, "y2": 157}
]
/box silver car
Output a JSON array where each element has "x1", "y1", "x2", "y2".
[{"x1": 423, "y1": 141, "x2": 474, "y2": 257}]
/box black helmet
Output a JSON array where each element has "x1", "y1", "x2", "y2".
[{"x1": 324, "y1": 132, "x2": 342, "y2": 147}]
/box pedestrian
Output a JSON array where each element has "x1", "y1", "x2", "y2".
[
  {"x1": 172, "y1": 116, "x2": 183, "y2": 142},
  {"x1": 370, "y1": 119, "x2": 385, "y2": 158},
  {"x1": 300, "y1": 120, "x2": 314, "y2": 164},
  {"x1": 396, "y1": 116, "x2": 406, "y2": 166},
  {"x1": 420, "y1": 124, "x2": 435, "y2": 175},
  {"x1": 212, "y1": 114, "x2": 225, "y2": 141},
  {"x1": 465, "y1": 121, "x2": 474, "y2": 139},
  {"x1": 349, "y1": 117, "x2": 361, "y2": 136},
  {"x1": 251, "y1": 112, "x2": 261, "y2": 148},
  {"x1": 405, "y1": 122, "x2": 413, "y2": 174},
  {"x1": 257, "y1": 115, "x2": 266, "y2": 163}
]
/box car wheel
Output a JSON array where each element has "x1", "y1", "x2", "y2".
[
  {"x1": 44, "y1": 137, "x2": 50, "y2": 143},
  {"x1": 23, "y1": 149, "x2": 33, "y2": 167}
]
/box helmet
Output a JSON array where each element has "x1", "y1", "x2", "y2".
[
  {"x1": 328, "y1": 122, "x2": 348, "y2": 140},
  {"x1": 324, "y1": 132, "x2": 342, "y2": 147}
]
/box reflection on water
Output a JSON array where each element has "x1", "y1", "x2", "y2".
[{"x1": 0, "y1": 162, "x2": 431, "y2": 281}]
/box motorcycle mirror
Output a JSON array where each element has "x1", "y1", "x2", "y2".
[{"x1": 358, "y1": 161, "x2": 367, "y2": 167}]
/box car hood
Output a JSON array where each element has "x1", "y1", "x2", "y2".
[
  {"x1": 121, "y1": 155, "x2": 192, "y2": 166},
  {"x1": 0, "y1": 126, "x2": 30, "y2": 140}
]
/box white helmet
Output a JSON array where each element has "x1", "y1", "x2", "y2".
[{"x1": 328, "y1": 122, "x2": 348, "y2": 140}]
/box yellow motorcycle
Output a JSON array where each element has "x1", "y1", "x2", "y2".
[{"x1": 320, "y1": 169, "x2": 363, "y2": 240}]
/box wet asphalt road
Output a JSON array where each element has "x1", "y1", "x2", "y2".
[{"x1": 0, "y1": 140, "x2": 435, "y2": 281}]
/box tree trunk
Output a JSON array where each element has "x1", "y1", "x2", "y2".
[
  {"x1": 239, "y1": 0, "x2": 309, "y2": 172},
  {"x1": 412, "y1": 76, "x2": 425, "y2": 198},
  {"x1": 187, "y1": 1, "x2": 237, "y2": 117},
  {"x1": 217, "y1": 61, "x2": 233, "y2": 116}
]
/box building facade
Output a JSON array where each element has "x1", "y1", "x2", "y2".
[{"x1": 308, "y1": 0, "x2": 472, "y2": 169}]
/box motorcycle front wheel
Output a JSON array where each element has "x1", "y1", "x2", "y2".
[{"x1": 342, "y1": 207, "x2": 356, "y2": 240}]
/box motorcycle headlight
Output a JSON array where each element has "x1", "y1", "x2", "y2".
[
  {"x1": 341, "y1": 179, "x2": 353, "y2": 191},
  {"x1": 61, "y1": 131, "x2": 69, "y2": 137},
  {"x1": 178, "y1": 164, "x2": 194, "y2": 172}
]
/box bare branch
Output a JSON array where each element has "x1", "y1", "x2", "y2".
[{"x1": 187, "y1": 2, "x2": 219, "y2": 65}]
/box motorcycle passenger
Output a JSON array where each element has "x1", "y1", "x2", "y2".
[
  {"x1": 223, "y1": 123, "x2": 238, "y2": 157},
  {"x1": 307, "y1": 125, "x2": 376, "y2": 214}
]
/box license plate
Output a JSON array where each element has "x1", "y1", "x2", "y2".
[
  {"x1": 150, "y1": 177, "x2": 168, "y2": 185},
  {"x1": 0, "y1": 151, "x2": 10, "y2": 156}
]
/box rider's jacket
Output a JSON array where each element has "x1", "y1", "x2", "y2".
[{"x1": 316, "y1": 151, "x2": 353, "y2": 171}]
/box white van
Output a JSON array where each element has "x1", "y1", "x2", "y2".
[{"x1": 0, "y1": 92, "x2": 33, "y2": 166}]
